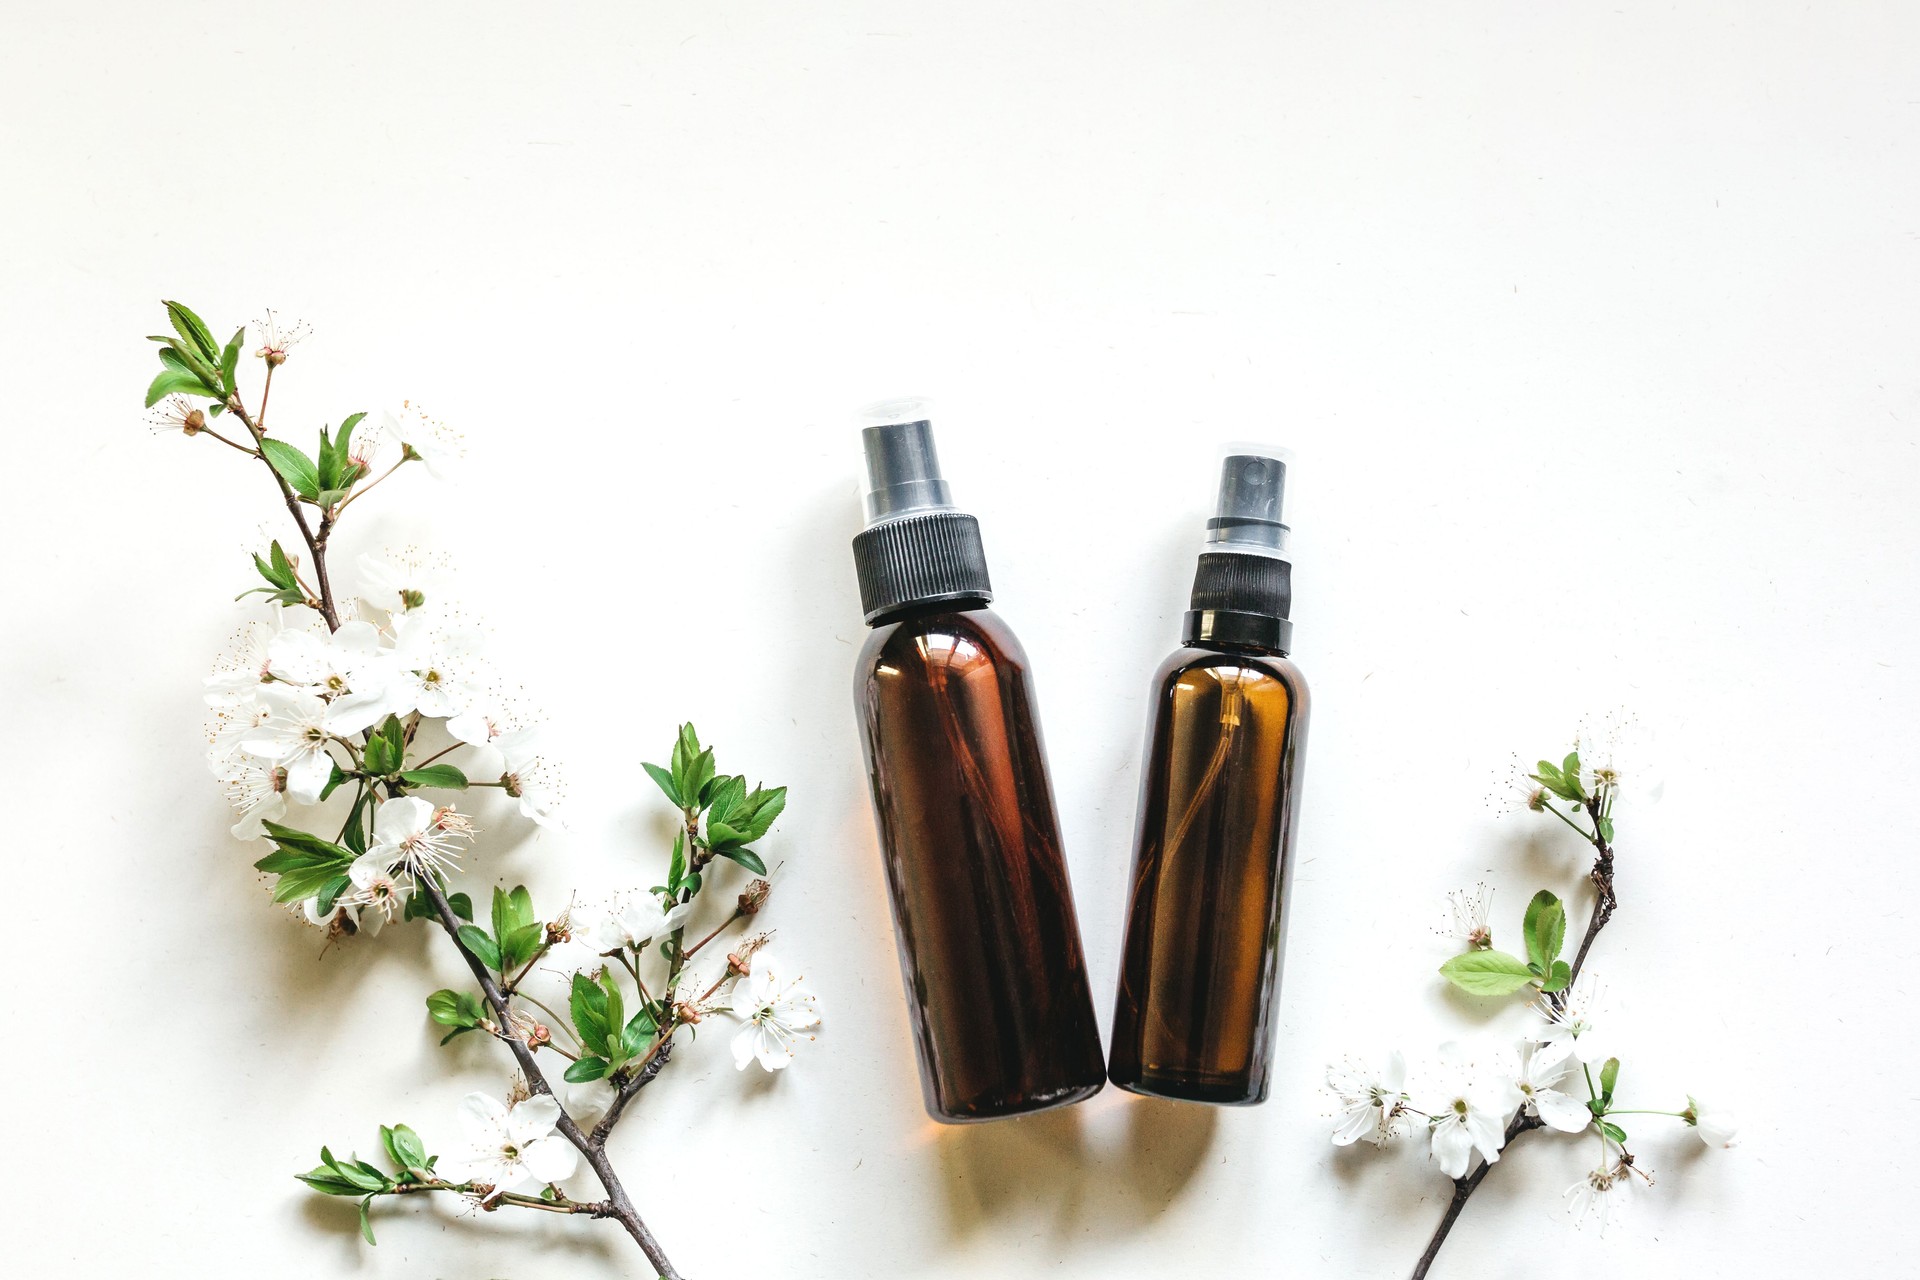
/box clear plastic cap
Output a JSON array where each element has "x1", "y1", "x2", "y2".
[
  {"x1": 1204, "y1": 445, "x2": 1291, "y2": 558},
  {"x1": 859, "y1": 398, "x2": 957, "y2": 527}
]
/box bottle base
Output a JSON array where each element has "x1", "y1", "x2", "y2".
[
  {"x1": 1109, "y1": 1068, "x2": 1267, "y2": 1107},
  {"x1": 928, "y1": 1078, "x2": 1106, "y2": 1124}
]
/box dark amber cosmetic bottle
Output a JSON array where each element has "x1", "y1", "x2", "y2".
[
  {"x1": 1108, "y1": 449, "x2": 1310, "y2": 1105},
  {"x1": 851, "y1": 410, "x2": 1105, "y2": 1122}
]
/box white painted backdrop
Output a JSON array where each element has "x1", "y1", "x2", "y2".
[{"x1": 6, "y1": 3, "x2": 1915, "y2": 1276}]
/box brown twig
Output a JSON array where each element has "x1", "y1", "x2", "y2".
[
  {"x1": 229, "y1": 366, "x2": 681, "y2": 1276},
  {"x1": 1408, "y1": 792, "x2": 1617, "y2": 1280}
]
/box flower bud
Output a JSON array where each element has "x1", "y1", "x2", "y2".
[
  {"x1": 673, "y1": 999, "x2": 703, "y2": 1024},
  {"x1": 738, "y1": 879, "x2": 771, "y2": 915}
]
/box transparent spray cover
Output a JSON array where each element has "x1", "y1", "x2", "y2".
[
  {"x1": 1204, "y1": 445, "x2": 1291, "y2": 559},
  {"x1": 859, "y1": 398, "x2": 958, "y2": 527}
]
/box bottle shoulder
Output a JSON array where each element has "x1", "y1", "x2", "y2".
[
  {"x1": 1153, "y1": 645, "x2": 1307, "y2": 693},
  {"x1": 857, "y1": 606, "x2": 1029, "y2": 674}
]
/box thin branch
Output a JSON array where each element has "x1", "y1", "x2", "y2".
[
  {"x1": 418, "y1": 875, "x2": 683, "y2": 1278},
  {"x1": 1410, "y1": 789, "x2": 1619, "y2": 1279}
]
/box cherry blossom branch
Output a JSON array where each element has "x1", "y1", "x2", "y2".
[
  {"x1": 1409, "y1": 797, "x2": 1617, "y2": 1280},
  {"x1": 418, "y1": 874, "x2": 684, "y2": 1279}
]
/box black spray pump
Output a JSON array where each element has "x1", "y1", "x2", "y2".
[
  {"x1": 1186, "y1": 452, "x2": 1294, "y2": 654},
  {"x1": 849, "y1": 406, "x2": 1106, "y2": 1121},
  {"x1": 1108, "y1": 445, "x2": 1310, "y2": 1106},
  {"x1": 851, "y1": 416, "x2": 993, "y2": 624}
]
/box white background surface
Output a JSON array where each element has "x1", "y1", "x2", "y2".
[{"x1": 5, "y1": 3, "x2": 1917, "y2": 1276}]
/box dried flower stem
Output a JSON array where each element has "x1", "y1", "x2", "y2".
[{"x1": 1410, "y1": 794, "x2": 1618, "y2": 1280}]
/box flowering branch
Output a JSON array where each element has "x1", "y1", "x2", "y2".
[
  {"x1": 1326, "y1": 744, "x2": 1736, "y2": 1278},
  {"x1": 153, "y1": 302, "x2": 821, "y2": 1275}
]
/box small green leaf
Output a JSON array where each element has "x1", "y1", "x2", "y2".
[
  {"x1": 318, "y1": 761, "x2": 348, "y2": 802},
  {"x1": 715, "y1": 845, "x2": 768, "y2": 876},
  {"x1": 1599, "y1": 1057, "x2": 1620, "y2": 1102},
  {"x1": 145, "y1": 367, "x2": 220, "y2": 407},
  {"x1": 642, "y1": 761, "x2": 680, "y2": 805},
  {"x1": 220, "y1": 326, "x2": 243, "y2": 393},
  {"x1": 456, "y1": 924, "x2": 502, "y2": 972},
  {"x1": 164, "y1": 300, "x2": 221, "y2": 360},
  {"x1": 564, "y1": 1056, "x2": 610, "y2": 1083},
  {"x1": 1523, "y1": 890, "x2": 1567, "y2": 971},
  {"x1": 1539, "y1": 959, "x2": 1572, "y2": 993},
  {"x1": 260, "y1": 438, "x2": 321, "y2": 499},
  {"x1": 1596, "y1": 814, "x2": 1615, "y2": 845},
  {"x1": 426, "y1": 989, "x2": 486, "y2": 1029},
  {"x1": 359, "y1": 1197, "x2": 377, "y2": 1246},
  {"x1": 570, "y1": 971, "x2": 611, "y2": 1056},
  {"x1": 399, "y1": 764, "x2": 468, "y2": 790},
  {"x1": 449, "y1": 892, "x2": 474, "y2": 921},
  {"x1": 1438, "y1": 949, "x2": 1537, "y2": 996},
  {"x1": 296, "y1": 1168, "x2": 365, "y2": 1197},
  {"x1": 1599, "y1": 1120, "x2": 1628, "y2": 1145}
]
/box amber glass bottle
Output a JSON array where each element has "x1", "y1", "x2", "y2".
[
  {"x1": 1108, "y1": 450, "x2": 1310, "y2": 1105},
  {"x1": 851, "y1": 410, "x2": 1105, "y2": 1122}
]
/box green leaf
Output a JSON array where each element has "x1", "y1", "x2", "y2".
[
  {"x1": 715, "y1": 845, "x2": 768, "y2": 876},
  {"x1": 502, "y1": 922, "x2": 545, "y2": 971},
  {"x1": 220, "y1": 327, "x2": 243, "y2": 393},
  {"x1": 1438, "y1": 949, "x2": 1537, "y2": 996},
  {"x1": 737, "y1": 785, "x2": 787, "y2": 841},
  {"x1": 1596, "y1": 814, "x2": 1615, "y2": 845},
  {"x1": 570, "y1": 972, "x2": 611, "y2": 1056},
  {"x1": 399, "y1": 764, "x2": 468, "y2": 790},
  {"x1": 1599, "y1": 1120, "x2": 1628, "y2": 1145},
  {"x1": 563, "y1": 1056, "x2": 610, "y2": 1083},
  {"x1": 642, "y1": 761, "x2": 680, "y2": 805},
  {"x1": 1599, "y1": 1057, "x2": 1620, "y2": 1102},
  {"x1": 456, "y1": 924, "x2": 502, "y2": 972},
  {"x1": 706, "y1": 775, "x2": 746, "y2": 825},
  {"x1": 685, "y1": 749, "x2": 716, "y2": 809},
  {"x1": 381, "y1": 1123, "x2": 428, "y2": 1173},
  {"x1": 318, "y1": 761, "x2": 348, "y2": 802},
  {"x1": 620, "y1": 1006, "x2": 657, "y2": 1059},
  {"x1": 296, "y1": 1168, "x2": 365, "y2": 1197},
  {"x1": 313, "y1": 874, "x2": 352, "y2": 916},
  {"x1": 599, "y1": 969, "x2": 626, "y2": 1060},
  {"x1": 254, "y1": 826, "x2": 357, "y2": 903},
  {"x1": 667, "y1": 831, "x2": 687, "y2": 893},
  {"x1": 426, "y1": 989, "x2": 486, "y2": 1029},
  {"x1": 164, "y1": 300, "x2": 221, "y2": 360},
  {"x1": 144, "y1": 367, "x2": 221, "y2": 407},
  {"x1": 1523, "y1": 890, "x2": 1567, "y2": 971},
  {"x1": 359, "y1": 1197, "x2": 378, "y2": 1246},
  {"x1": 1531, "y1": 759, "x2": 1583, "y2": 803},
  {"x1": 449, "y1": 892, "x2": 474, "y2": 921},
  {"x1": 1539, "y1": 959, "x2": 1572, "y2": 993},
  {"x1": 260, "y1": 438, "x2": 321, "y2": 500}
]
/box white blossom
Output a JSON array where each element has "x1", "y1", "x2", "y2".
[
  {"x1": 1502, "y1": 1040, "x2": 1590, "y2": 1134},
  {"x1": 368, "y1": 795, "x2": 474, "y2": 881},
  {"x1": 388, "y1": 610, "x2": 487, "y2": 720},
  {"x1": 1326, "y1": 1051, "x2": 1411, "y2": 1146},
  {"x1": 203, "y1": 617, "x2": 281, "y2": 707},
  {"x1": 220, "y1": 759, "x2": 288, "y2": 840},
  {"x1": 239, "y1": 689, "x2": 338, "y2": 804},
  {"x1": 1445, "y1": 884, "x2": 1492, "y2": 951},
  {"x1": 1564, "y1": 1154, "x2": 1637, "y2": 1233},
  {"x1": 1684, "y1": 1096, "x2": 1739, "y2": 1149},
  {"x1": 730, "y1": 951, "x2": 820, "y2": 1072},
  {"x1": 1428, "y1": 1045, "x2": 1508, "y2": 1178},
  {"x1": 346, "y1": 852, "x2": 410, "y2": 931},
  {"x1": 357, "y1": 550, "x2": 441, "y2": 616},
  {"x1": 437, "y1": 1092, "x2": 577, "y2": 1198},
  {"x1": 1530, "y1": 974, "x2": 1615, "y2": 1065},
  {"x1": 383, "y1": 403, "x2": 464, "y2": 480},
  {"x1": 584, "y1": 895, "x2": 691, "y2": 956}
]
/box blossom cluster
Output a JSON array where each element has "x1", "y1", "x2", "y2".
[{"x1": 1326, "y1": 743, "x2": 1736, "y2": 1260}]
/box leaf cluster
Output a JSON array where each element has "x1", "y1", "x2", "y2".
[
  {"x1": 296, "y1": 1125, "x2": 436, "y2": 1245},
  {"x1": 457, "y1": 884, "x2": 545, "y2": 976},
  {"x1": 565, "y1": 968, "x2": 659, "y2": 1084},
  {"x1": 144, "y1": 300, "x2": 241, "y2": 411},
  {"x1": 1439, "y1": 889, "x2": 1571, "y2": 997},
  {"x1": 644, "y1": 723, "x2": 786, "y2": 885}
]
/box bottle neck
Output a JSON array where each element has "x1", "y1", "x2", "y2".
[
  {"x1": 867, "y1": 593, "x2": 993, "y2": 629},
  {"x1": 1182, "y1": 608, "x2": 1292, "y2": 655}
]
